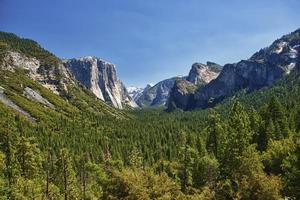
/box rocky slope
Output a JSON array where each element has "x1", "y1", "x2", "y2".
[
  {"x1": 0, "y1": 33, "x2": 73, "y2": 95},
  {"x1": 0, "y1": 86, "x2": 35, "y2": 121},
  {"x1": 0, "y1": 31, "x2": 128, "y2": 118},
  {"x1": 64, "y1": 57, "x2": 137, "y2": 109},
  {"x1": 167, "y1": 62, "x2": 222, "y2": 110},
  {"x1": 168, "y1": 28, "x2": 300, "y2": 110}
]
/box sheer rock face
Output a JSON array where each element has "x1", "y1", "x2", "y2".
[
  {"x1": 64, "y1": 56, "x2": 137, "y2": 109},
  {"x1": 167, "y1": 62, "x2": 222, "y2": 110},
  {"x1": 187, "y1": 62, "x2": 221, "y2": 85},
  {"x1": 191, "y1": 29, "x2": 300, "y2": 109}
]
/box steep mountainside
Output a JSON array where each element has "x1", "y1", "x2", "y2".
[
  {"x1": 168, "y1": 28, "x2": 300, "y2": 110},
  {"x1": 0, "y1": 31, "x2": 127, "y2": 118},
  {"x1": 167, "y1": 62, "x2": 222, "y2": 110},
  {"x1": 64, "y1": 57, "x2": 137, "y2": 109},
  {"x1": 0, "y1": 32, "x2": 73, "y2": 95}
]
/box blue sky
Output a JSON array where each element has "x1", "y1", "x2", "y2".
[{"x1": 1, "y1": 0, "x2": 300, "y2": 87}]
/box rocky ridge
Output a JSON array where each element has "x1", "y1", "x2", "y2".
[{"x1": 168, "y1": 28, "x2": 300, "y2": 110}]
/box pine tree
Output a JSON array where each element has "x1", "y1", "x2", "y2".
[
  {"x1": 56, "y1": 148, "x2": 79, "y2": 200},
  {"x1": 0, "y1": 117, "x2": 19, "y2": 199},
  {"x1": 178, "y1": 131, "x2": 197, "y2": 193},
  {"x1": 221, "y1": 101, "x2": 253, "y2": 177},
  {"x1": 258, "y1": 118, "x2": 275, "y2": 151},
  {"x1": 16, "y1": 136, "x2": 42, "y2": 179},
  {"x1": 264, "y1": 96, "x2": 290, "y2": 139},
  {"x1": 206, "y1": 110, "x2": 224, "y2": 158}
]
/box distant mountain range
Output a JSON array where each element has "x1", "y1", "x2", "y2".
[
  {"x1": 125, "y1": 29, "x2": 300, "y2": 111},
  {"x1": 167, "y1": 28, "x2": 300, "y2": 111},
  {"x1": 0, "y1": 28, "x2": 299, "y2": 112},
  {"x1": 130, "y1": 61, "x2": 222, "y2": 108},
  {"x1": 127, "y1": 86, "x2": 147, "y2": 101}
]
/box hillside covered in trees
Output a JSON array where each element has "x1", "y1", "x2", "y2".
[{"x1": 0, "y1": 31, "x2": 299, "y2": 199}]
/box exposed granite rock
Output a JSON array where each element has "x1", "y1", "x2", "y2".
[
  {"x1": 64, "y1": 56, "x2": 137, "y2": 109},
  {"x1": 167, "y1": 62, "x2": 222, "y2": 110},
  {"x1": 2, "y1": 51, "x2": 40, "y2": 72},
  {"x1": 2, "y1": 51, "x2": 72, "y2": 95},
  {"x1": 189, "y1": 28, "x2": 300, "y2": 110},
  {"x1": 0, "y1": 87, "x2": 35, "y2": 122},
  {"x1": 24, "y1": 87, "x2": 55, "y2": 108},
  {"x1": 187, "y1": 62, "x2": 222, "y2": 85}
]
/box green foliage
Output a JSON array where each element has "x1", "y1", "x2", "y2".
[
  {"x1": 233, "y1": 146, "x2": 283, "y2": 200},
  {"x1": 128, "y1": 146, "x2": 143, "y2": 168},
  {"x1": 55, "y1": 148, "x2": 80, "y2": 200},
  {"x1": 206, "y1": 110, "x2": 225, "y2": 158},
  {"x1": 0, "y1": 31, "x2": 60, "y2": 66},
  {"x1": 221, "y1": 101, "x2": 253, "y2": 177},
  {"x1": 192, "y1": 154, "x2": 219, "y2": 189},
  {"x1": 263, "y1": 137, "x2": 297, "y2": 174},
  {"x1": 103, "y1": 168, "x2": 184, "y2": 200},
  {"x1": 16, "y1": 136, "x2": 42, "y2": 179},
  {"x1": 282, "y1": 138, "x2": 300, "y2": 199}
]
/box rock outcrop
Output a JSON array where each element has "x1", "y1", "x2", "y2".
[
  {"x1": 64, "y1": 56, "x2": 137, "y2": 109},
  {"x1": 2, "y1": 51, "x2": 72, "y2": 95},
  {"x1": 0, "y1": 86, "x2": 35, "y2": 121},
  {"x1": 187, "y1": 62, "x2": 222, "y2": 85},
  {"x1": 24, "y1": 87, "x2": 55, "y2": 108},
  {"x1": 167, "y1": 78, "x2": 197, "y2": 111},
  {"x1": 167, "y1": 62, "x2": 222, "y2": 110}
]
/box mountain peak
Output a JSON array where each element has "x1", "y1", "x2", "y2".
[
  {"x1": 187, "y1": 62, "x2": 222, "y2": 84},
  {"x1": 66, "y1": 56, "x2": 115, "y2": 67}
]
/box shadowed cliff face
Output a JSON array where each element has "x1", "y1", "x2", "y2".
[
  {"x1": 193, "y1": 61, "x2": 285, "y2": 108},
  {"x1": 167, "y1": 62, "x2": 222, "y2": 111},
  {"x1": 64, "y1": 56, "x2": 137, "y2": 109},
  {"x1": 168, "y1": 28, "x2": 300, "y2": 111}
]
